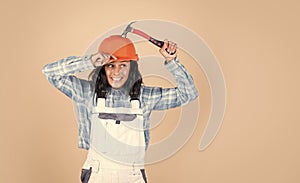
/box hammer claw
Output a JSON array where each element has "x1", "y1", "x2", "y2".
[{"x1": 121, "y1": 21, "x2": 136, "y2": 37}]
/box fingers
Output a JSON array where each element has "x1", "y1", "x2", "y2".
[
  {"x1": 110, "y1": 54, "x2": 118, "y2": 61},
  {"x1": 162, "y1": 39, "x2": 177, "y2": 54},
  {"x1": 160, "y1": 39, "x2": 178, "y2": 61},
  {"x1": 161, "y1": 39, "x2": 168, "y2": 49},
  {"x1": 167, "y1": 41, "x2": 177, "y2": 54},
  {"x1": 92, "y1": 52, "x2": 116, "y2": 67},
  {"x1": 101, "y1": 52, "x2": 117, "y2": 66}
]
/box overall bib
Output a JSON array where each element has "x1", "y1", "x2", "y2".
[{"x1": 81, "y1": 98, "x2": 147, "y2": 183}]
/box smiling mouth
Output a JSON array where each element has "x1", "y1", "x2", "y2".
[{"x1": 111, "y1": 77, "x2": 122, "y2": 81}]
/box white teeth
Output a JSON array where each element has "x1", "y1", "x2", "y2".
[{"x1": 112, "y1": 77, "x2": 121, "y2": 81}]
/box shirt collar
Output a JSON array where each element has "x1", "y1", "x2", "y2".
[{"x1": 109, "y1": 87, "x2": 128, "y2": 96}]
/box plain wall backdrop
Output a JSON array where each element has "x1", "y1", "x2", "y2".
[{"x1": 1, "y1": 0, "x2": 300, "y2": 182}]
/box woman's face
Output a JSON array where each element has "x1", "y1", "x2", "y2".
[{"x1": 104, "y1": 61, "x2": 131, "y2": 89}]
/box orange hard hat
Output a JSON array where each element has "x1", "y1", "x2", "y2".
[{"x1": 98, "y1": 35, "x2": 139, "y2": 62}]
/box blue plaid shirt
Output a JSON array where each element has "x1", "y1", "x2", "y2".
[{"x1": 42, "y1": 55, "x2": 198, "y2": 150}]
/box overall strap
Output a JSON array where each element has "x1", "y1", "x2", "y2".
[
  {"x1": 130, "y1": 99, "x2": 140, "y2": 109},
  {"x1": 96, "y1": 97, "x2": 106, "y2": 109}
]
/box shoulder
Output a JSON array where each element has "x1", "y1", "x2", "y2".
[
  {"x1": 141, "y1": 85, "x2": 162, "y2": 94},
  {"x1": 140, "y1": 85, "x2": 163, "y2": 100}
]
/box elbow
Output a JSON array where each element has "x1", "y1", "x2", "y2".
[
  {"x1": 41, "y1": 64, "x2": 48, "y2": 76},
  {"x1": 178, "y1": 90, "x2": 198, "y2": 105},
  {"x1": 188, "y1": 91, "x2": 199, "y2": 103},
  {"x1": 181, "y1": 87, "x2": 199, "y2": 104},
  {"x1": 191, "y1": 89, "x2": 199, "y2": 101},
  {"x1": 41, "y1": 63, "x2": 54, "y2": 77}
]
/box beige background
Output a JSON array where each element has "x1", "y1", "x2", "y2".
[{"x1": 1, "y1": 0, "x2": 300, "y2": 182}]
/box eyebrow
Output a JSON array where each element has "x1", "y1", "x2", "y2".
[
  {"x1": 108, "y1": 61, "x2": 130, "y2": 65},
  {"x1": 115, "y1": 61, "x2": 130, "y2": 64}
]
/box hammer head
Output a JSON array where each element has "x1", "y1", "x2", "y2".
[{"x1": 121, "y1": 21, "x2": 136, "y2": 37}]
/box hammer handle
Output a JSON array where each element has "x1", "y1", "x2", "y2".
[
  {"x1": 132, "y1": 28, "x2": 164, "y2": 48},
  {"x1": 132, "y1": 28, "x2": 175, "y2": 55},
  {"x1": 150, "y1": 38, "x2": 176, "y2": 55},
  {"x1": 149, "y1": 37, "x2": 165, "y2": 48}
]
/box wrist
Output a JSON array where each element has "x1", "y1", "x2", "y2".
[
  {"x1": 165, "y1": 56, "x2": 177, "y2": 63},
  {"x1": 90, "y1": 53, "x2": 99, "y2": 67}
]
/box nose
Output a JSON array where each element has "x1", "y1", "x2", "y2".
[{"x1": 112, "y1": 65, "x2": 122, "y2": 75}]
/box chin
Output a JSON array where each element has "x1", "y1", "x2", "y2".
[{"x1": 110, "y1": 83, "x2": 125, "y2": 89}]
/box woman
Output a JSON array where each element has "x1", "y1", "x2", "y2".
[{"x1": 42, "y1": 35, "x2": 198, "y2": 183}]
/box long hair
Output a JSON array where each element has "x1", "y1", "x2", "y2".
[{"x1": 89, "y1": 61, "x2": 143, "y2": 100}]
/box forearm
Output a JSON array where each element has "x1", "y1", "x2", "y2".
[
  {"x1": 42, "y1": 55, "x2": 95, "y2": 100},
  {"x1": 42, "y1": 55, "x2": 95, "y2": 77},
  {"x1": 165, "y1": 57, "x2": 198, "y2": 103}
]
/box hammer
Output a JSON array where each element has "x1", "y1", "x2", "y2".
[{"x1": 121, "y1": 21, "x2": 175, "y2": 54}]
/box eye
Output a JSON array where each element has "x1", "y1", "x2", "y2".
[
  {"x1": 120, "y1": 64, "x2": 127, "y2": 68},
  {"x1": 106, "y1": 64, "x2": 114, "y2": 68}
]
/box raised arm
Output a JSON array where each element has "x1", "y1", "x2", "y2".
[
  {"x1": 42, "y1": 55, "x2": 95, "y2": 101},
  {"x1": 143, "y1": 40, "x2": 198, "y2": 110},
  {"x1": 42, "y1": 53, "x2": 115, "y2": 101}
]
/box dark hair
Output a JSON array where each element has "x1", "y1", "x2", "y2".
[{"x1": 89, "y1": 61, "x2": 143, "y2": 100}]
